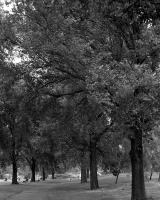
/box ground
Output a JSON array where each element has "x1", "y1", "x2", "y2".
[{"x1": 0, "y1": 174, "x2": 160, "y2": 200}]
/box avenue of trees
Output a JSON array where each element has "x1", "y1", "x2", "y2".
[{"x1": 0, "y1": 1, "x2": 160, "y2": 200}]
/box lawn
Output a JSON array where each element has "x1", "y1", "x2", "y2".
[{"x1": 0, "y1": 174, "x2": 159, "y2": 200}]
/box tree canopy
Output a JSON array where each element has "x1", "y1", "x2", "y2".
[{"x1": 0, "y1": 1, "x2": 160, "y2": 199}]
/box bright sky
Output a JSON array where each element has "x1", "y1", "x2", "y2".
[
  {"x1": 0, "y1": 0, "x2": 14, "y2": 13},
  {"x1": 5, "y1": 47, "x2": 25, "y2": 64},
  {"x1": 0, "y1": 0, "x2": 28, "y2": 64}
]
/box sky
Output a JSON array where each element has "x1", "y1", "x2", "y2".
[
  {"x1": 0, "y1": 0, "x2": 27, "y2": 64},
  {"x1": 0, "y1": 0, "x2": 14, "y2": 13}
]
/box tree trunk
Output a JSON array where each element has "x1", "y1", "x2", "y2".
[
  {"x1": 12, "y1": 152, "x2": 18, "y2": 184},
  {"x1": 90, "y1": 139, "x2": 99, "y2": 190},
  {"x1": 50, "y1": 160, "x2": 56, "y2": 179},
  {"x1": 51, "y1": 167, "x2": 55, "y2": 179},
  {"x1": 30, "y1": 157, "x2": 36, "y2": 182},
  {"x1": 115, "y1": 173, "x2": 119, "y2": 184},
  {"x1": 130, "y1": 128, "x2": 146, "y2": 200},
  {"x1": 42, "y1": 167, "x2": 45, "y2": 181},
  {"x1": 10, "y1": 124, "x2": 18, "y2": 184},
  {"x1": 87, "y1": 168, "x2": 90, "y2": 179},
  {"x1": 149, "y1": 169, "x2": 153, "y2": 181},
  {"x1": 80, "y1": 152, "x2": 87, "y2": 184},
  {"x1": 62, "y1": 160, "x2": 67, "y2": 172}
]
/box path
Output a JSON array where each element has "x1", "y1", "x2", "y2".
[{"x1": 0, "y1": 175, "x2": 159, "y2": 200}]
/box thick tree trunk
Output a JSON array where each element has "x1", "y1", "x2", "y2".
[
  {"x1": 30, "y1": 157, "x2": 36, "y2": 182},
  {"x1": 42, "y1": 167, "x2": 45, "y2": 181},
  {"x1": 12, "y1": 153, "x2": 18, "y2": 184},
  {"x1": 90, "y1": 140, "x2": 99, "y2": 190},
  {"x1": 130, "y1": 128, "x2": 146, "y2": 200},
  {"x1": 80, "y1": 152, "x2": 87, "y2": 184}
]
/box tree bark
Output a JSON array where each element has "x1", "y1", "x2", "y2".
[
  {"x1": 90, "y1": 139, "x2": 99, "y2": 190},
  {"x1": 80, "y1": 152, "x2": 87, "y2": 183},
  {"x1": 149, "y1": 169, "x2": 153, "y2": 181},
  {"x1": 87, "y1": 168, "x2": 90, "y2": 179},
  {"x1": 12, "y1": 152, "x2": 18, "y2": 184},
  {"x1": 30, "y1": 157, "x2": 36, "y2": 182},
  {"x1": 130, "y1": 127, "x2": 146, "y2": 200},
  {"x1": 50, "y1": 160, "x2": 56, "y2": 179},
  {"x1": 10, "y1": 124, "x2": 18, "y2": 184},
  {"x1": 51, "y1": 167, "x2": 55, "y2": 179},
  {"x1": 115, "y1": 173, "x2": 119, "y2": 184},
  {"x1": 42, "y1": 167, "x2": 45, "y2": 181}
]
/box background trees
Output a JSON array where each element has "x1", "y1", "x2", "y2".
[{"x1": 0, "y1": 1, "x2": 160, "y2": 200}]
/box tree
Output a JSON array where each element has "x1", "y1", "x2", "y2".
[
  {"x1": 4, "y1": 1, "x2": 160, "y2": 198},
  {"x1": 63, "y1": 1, "x2": 160, "y2": 199},
  {"x1": 0, "y1": 70, "x2": 32, "y2": 184},
  {"x1": 36, "y1": 120, "x2": 62, "y2": 180},
  {"x1": 59, "y1": 95, "x2": 112, "y2": 189}
]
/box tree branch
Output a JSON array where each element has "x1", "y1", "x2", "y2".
[{"x1": 94, "y1": 121, "x2": 113, "y2": 143}]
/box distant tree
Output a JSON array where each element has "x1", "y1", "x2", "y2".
[
  {"x1": 59, "y1": 95, "x2": 112, "y2": 189},
  {"x1": 0, "y1": 71, "x2": 32, "y2": 184}
]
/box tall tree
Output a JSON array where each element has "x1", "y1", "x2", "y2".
[
  {"x1": 62, "y1": 1, "x2": 160, "y2": 199},
  {"x1": 0, "y1": 71, "x2": 32, "y2": 184},
  {"x1": 5, "y1": 1, "x2": 160, "y2": 198}
]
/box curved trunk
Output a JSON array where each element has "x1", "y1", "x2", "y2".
[
  {"x1": 130, "y1": 128, "x2": 146, "y2": 200},
  {"x1": 30, "y1": 157, "x2": 36, "y2": 182},
  {"x1": 80, "y1": 152, "x2": 87, "y2": 183},
  {"x1": 90, "y1": 140, "x2": 99, "y2": 190}
]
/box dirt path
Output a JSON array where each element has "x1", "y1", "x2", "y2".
[
  {"x1": 0, "y1": 177, "x2": 121, "y2": 200},
  {"x1": 0, "y1": 175, "x2": 159, "y2": 200}
]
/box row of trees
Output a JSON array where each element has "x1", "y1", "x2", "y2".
[{"x1": 0, "y1": 1, "x2": 160, "y2": 200}]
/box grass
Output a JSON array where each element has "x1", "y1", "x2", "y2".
[{"x1": 0, "y1": 174, "x2": 159, "y2": 199}]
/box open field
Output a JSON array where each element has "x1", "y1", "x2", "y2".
[{"x1": 0, "y1": 174, "x2": 160, "y2": 200}]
